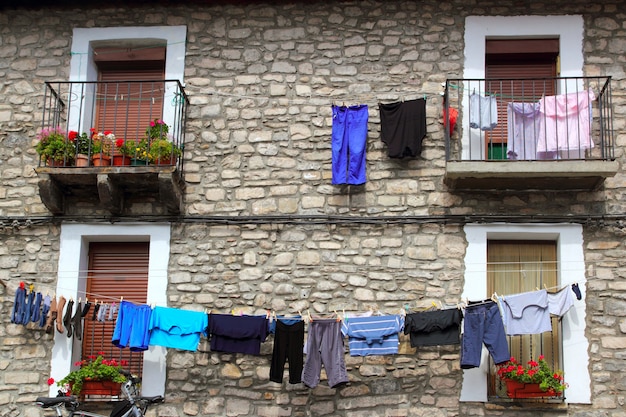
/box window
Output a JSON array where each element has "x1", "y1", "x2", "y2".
[
  {"x1": 461, "y1": 15, "x2": 584, "y2": 162},
  {"x1": 459, "y1": 223, "x2": 590, "y2": 404},
  {"x1": 486, "y1": 241, "x2": 560, "y2": 398},
  {"x1": 82, "y1": 242, "x2": 149, "y2": 379},
  {"x1": 50, "y1": 224, "x2": 170, "y2": 397},
  {"x1": 484, "y1": 39, "x2": 558, "y2": 160},
  {"x1": 67, "y1": 26, "x2": 186, "y2": 136},
  {"x1": 93, "y1": 46, "x2": 166, "y2": 142}
]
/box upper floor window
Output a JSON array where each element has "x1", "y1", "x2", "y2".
[
  {"x1": 484, "y1": 39, "x2": 559, "y2": 160},
  {"x1": 93, "y1": 46, "x2": 167, "y2": 143}
]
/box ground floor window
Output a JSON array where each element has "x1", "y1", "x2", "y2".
[
  {"x1": 460, "y1": 223, "x2": 590, "y2": 404},
  {"x1": 82, "y1": 242, "x2": 149, "y2": 378},
  {"x1": 50, "y1": 224, "x2": 170, "y2": 397},
  {"x1": 486, "y1": 240, "x2": 561, "y2": 398}
]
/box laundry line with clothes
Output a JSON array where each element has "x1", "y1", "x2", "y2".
[{"x1": 10, "y1": 279, "x2": 583, "y2": 389}]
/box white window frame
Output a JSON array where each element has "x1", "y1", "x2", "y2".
[
  {"x1": 49, "y1": 223, "x2": 170, "y2": 397},
  {"x1": 67, "y1": 26, "x2": 187, "y2": 134},
  {"x1": 459, "y1": 223, "x2": 590, "y2": 404},
  {"x1": 460, "y1": 15, "x2": 584, "y2": 160}
]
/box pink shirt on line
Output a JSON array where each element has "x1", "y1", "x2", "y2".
[{"x1": 536, "y1": 89, "x2": 595, "y2": 154}]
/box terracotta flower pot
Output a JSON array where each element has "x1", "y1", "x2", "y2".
[
  {"x1": 77, "y1": 380, "x2": 122, "y2": 396},
  {"x1": 92, "y1": 154, "x2": 111, "y2": 167},
  {"x1": 75, "y1": 153, "x2": 90, "y2": 167},
  {"x1": 504, "y1": 379, "x2": 557, "y2": 398},
  {"x1": 112, "y1": 154, "x2": 132, "y2": 166}
]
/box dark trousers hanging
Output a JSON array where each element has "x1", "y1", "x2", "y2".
[{"x1": 269, "y1": 320, "x2": 305, "y2": 384}]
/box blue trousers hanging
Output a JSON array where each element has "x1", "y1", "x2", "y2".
[{"x1": 331, "y1": 104, "x2": 368, "y2": 185}]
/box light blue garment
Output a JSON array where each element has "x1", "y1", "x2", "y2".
[
  {"x1": 149, "y1": 306, "x2": 208, "y2": 351},
  {"x1": 341, "y1": 314, "x2": 404, "y2": 356},
  {"x1": 501, "y1": 289, "x2": 551, "y2": 335}
]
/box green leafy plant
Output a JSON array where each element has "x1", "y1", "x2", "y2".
[
  {"x1": 92, "y1": 131, "x2": 115, "y2": 155},
  {"x1": 56, "y1": 354, "x2": 127, "y2": 395},
  {"x1": 497, "y1": 355, "x2": 568, "y2": 394},
  {"x1": 115, "y1": 138, "x2": 137, "y2": 157},
  {"x1": 35, "y1": 127, "x2": 75, "y2": 163},
  {"x1": 69, "y1": 130, "x2": 92, "y2": 155},
  {"x1": 148, "y1": 138, "x2": 182, "y2": 163},
  {"x1": 145, "y1": 118, "x2": 169, "y2": 140}
]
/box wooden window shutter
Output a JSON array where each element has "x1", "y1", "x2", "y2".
[
  {"x1": 95, "y1": 65, "x2": 166, "y2": 143},
  {"x1": 82, "y1": 242, "x2": 149, "y2": 376}
]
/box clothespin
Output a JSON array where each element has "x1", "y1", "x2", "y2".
[
  {"x1": 307, "y1": 310, "x2": 312, "y2": 322},
  {"x1": 120, "y1": 296, "x2": 124, "y2": 301},
  {"x1": 78, "y1": 297, "x2": 81, "y2": 303},
  {"x1": 29, "y1": 283, "x2": 35, "y2": 292},
  {"x1": 431, "y1": 301, "x2": 438, "y2": 309}
]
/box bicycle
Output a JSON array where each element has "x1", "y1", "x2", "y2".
[{"x1": 35, "y1": 372, "x2": 163, "y2": 417}]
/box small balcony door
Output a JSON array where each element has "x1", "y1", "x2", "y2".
[
  {"x1": 484, "y1": 39, "x2": 558, "y2": 160},
  {"x1": 94, "y1": 46, "x2": 166, "y2": 143}
]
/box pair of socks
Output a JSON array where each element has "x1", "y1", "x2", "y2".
[{"x1": 45, "y1": 296, "x2": 67, "y2": 334}]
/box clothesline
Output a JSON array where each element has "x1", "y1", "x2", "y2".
[{"x1": 192, "y1": 86, "x2": 443, "y2": 106}]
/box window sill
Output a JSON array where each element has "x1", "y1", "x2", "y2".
[{"x1": 486, "y1": 397, "x2": 568, "y2": 412}]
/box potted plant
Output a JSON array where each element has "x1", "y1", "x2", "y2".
[
  {"x1": 91, "y1": 131, "x2": 114, "y2": 166},
  {"x1": 57, "y1": 352, "x2": 126, "y2": 395},
  {"x1": 497, "y1": 355, "x2": 568, "y2": 398},
  {"x1": 145, "y1": 118, "x2": 169, "y2": 141},
  {"x1": 69, "y1": 130, "x2": 92, "y2": 167},
  {"x1": 35, "y1": 127, "x2": 75, "y2": 167},
  {"x1": 113, "y1": 138, "x2": 136, "y2": 166},
  {"x1": 131, "y1": 138, "x2": 149, "y2": 166},
  {"x1": 147, "y1": 138, "x2": 182, "y2": 165},
  {"x1": 56, "y1": 354, "x2": 127, "y2": 396}
]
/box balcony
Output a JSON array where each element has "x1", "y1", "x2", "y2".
[
  {"x1": 444, "y1": 77, "x2": 618, "y2": 191},
  {"x1": 35, "y1": 80, "x2": 189, "y2": 215}
]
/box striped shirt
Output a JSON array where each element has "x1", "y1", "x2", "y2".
[{"x1": 341, "y1": 315, "x2": 404, "y2": 356}]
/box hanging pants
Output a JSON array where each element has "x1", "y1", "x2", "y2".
[
  {"x1": 331, "y1": 104, "x2": 368, "y2": 185},
  {"x1": 460, "y1": 301, "x2": 510, "y2": 369},
  {"x1": 112, "y1": 301, "x2": 151, "y2": 351},
  {"x1": 301, "y1": 319, "x2": 349, "y2": 388},
  {"x1": 269, "y1": 320, "x2": 305, "y2": 384}
]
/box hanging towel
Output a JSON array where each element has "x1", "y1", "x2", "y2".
[
  {"x1": 149, "y1": 306, "x2": 209, "y2": 351},
  {"x1": 379, "y1": 98, "x2": 427, "y2": 158}
]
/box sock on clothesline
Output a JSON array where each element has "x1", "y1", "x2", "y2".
[{"x1": 571, "y1": 283, "x2": 582, "y2": 300}]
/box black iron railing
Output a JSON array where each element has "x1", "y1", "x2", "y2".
[
  {"x1": 39, "y1": 80, "x2": 188, "y2": 172},
  {"x1": 444, "y1": 77, "x2": 613, "y2": 162}
]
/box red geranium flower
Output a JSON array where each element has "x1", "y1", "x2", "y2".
[{"x1": 47, "y1": 377, "x2": 55, "y2": 386}]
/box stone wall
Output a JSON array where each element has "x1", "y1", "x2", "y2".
[{"x1": 0, "y1": 1, "x2": 625, "y2": 417}]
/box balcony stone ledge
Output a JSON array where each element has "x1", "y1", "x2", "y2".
[{"x1": 35, "y1": 165, "x2": 184, "y2": 215}]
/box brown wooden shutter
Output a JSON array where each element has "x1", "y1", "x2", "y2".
[
  {"x1": 95, "y1": 69, "x2": 166, "y2": 143},
  {"x1": 93, "y1": 45, "x2": 165, "y2": 144},
  {"x1": 484, "y1": 39, "x2": 558, "y2": 159},
  {"x1": 82, "y1": 242, "x2": 149, "y2": 377}
]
